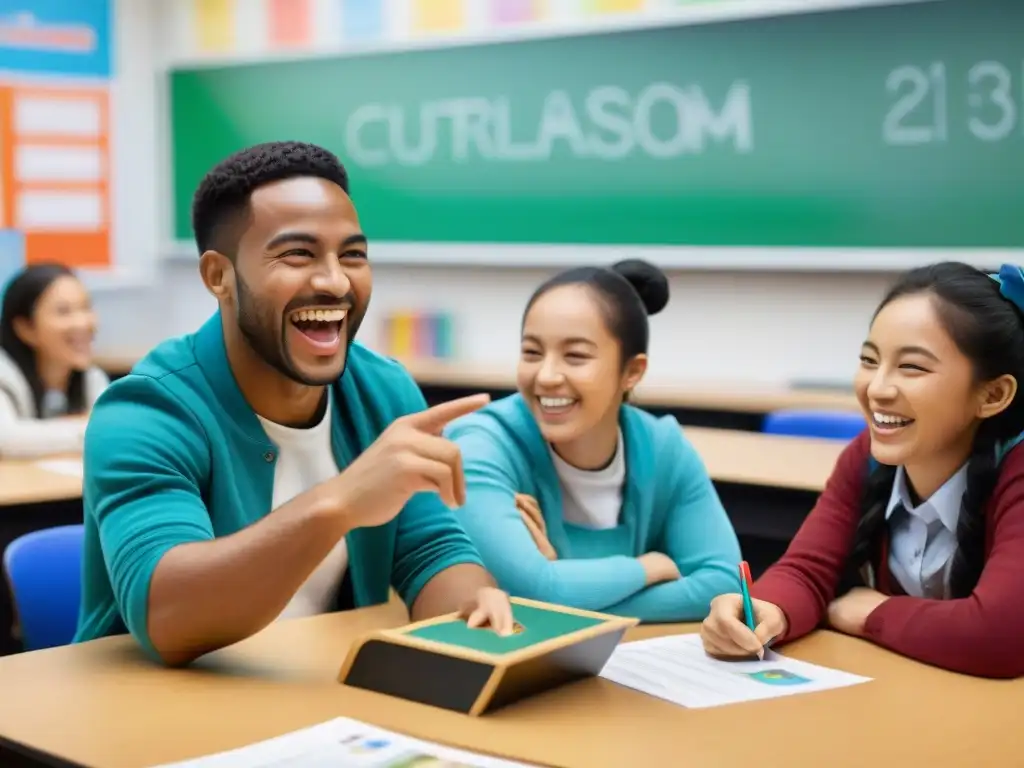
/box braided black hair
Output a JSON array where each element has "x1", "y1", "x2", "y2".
[{"x1": 847, "y1": 262, "x2": 1024, "y2": 598}]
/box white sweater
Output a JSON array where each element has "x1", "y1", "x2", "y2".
[{"x1": 0, "y1": 348, "x2": 109, "y2": 459}]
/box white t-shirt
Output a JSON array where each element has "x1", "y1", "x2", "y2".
[
  {"x1": 548, "y1": 430, "x2": 625, "y2": 530},
  {"x1": 257, "y1": 394, "x2": 349, "y2": 620}
]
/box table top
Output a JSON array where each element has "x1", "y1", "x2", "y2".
[
  {"x1": 0, "y1": 427, "x2": 843, "y2": 509},
  {"x1": 683, "y1": 425, "x2": 845, "y2": 493},
  {"x1": 94, "y1": 350, "x2": 860, "y2": 414},
  {"x1": 0, "y1": 601, "x2": 1017, "y2": 768},
  {"x1": 0, "y1": 456, "x2": 82, "y2": 506}
]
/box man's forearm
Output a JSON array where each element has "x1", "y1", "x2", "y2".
[
  {"x1": 410, "y1": 563, "x2": 496, "y2": 621},
  {"x1": 146, "y1": 486, "x2": 348, "y2": 665}
]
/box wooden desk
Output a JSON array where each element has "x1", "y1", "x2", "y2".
[
  {"x1": 684, "y1": 426, "x2": 843, "y2": 493},
  {"x1": 0, "y1": 458, "x2": 82, "y2": 506},
  {"x1": 94, "y1": 350, "x2": 860, "y2": 419},
  {"x1": 0, "y1": 428, "x2": 841, "y2": 511},
  {"x1": 0, "y1": 603, "x2": 1017, "y2": 768}
]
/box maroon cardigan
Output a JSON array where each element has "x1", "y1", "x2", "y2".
[{"x1": 751, "y1": 431, "x2": 1024, "y2": 679}]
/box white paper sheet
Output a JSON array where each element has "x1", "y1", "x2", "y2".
[
  {"x1": 599, "y1": 633, "x2": 871, "y2": 709},
  {"x1": 151, "y1": 717, "x2": 541, "y2": 768},
  {"x1": 35, "y1": 458, "x2": 84, "y2": 478}
]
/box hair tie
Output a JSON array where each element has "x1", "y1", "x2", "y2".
[{"x1": 988, "y1": 264, "x2": 1024, "y2": 316}]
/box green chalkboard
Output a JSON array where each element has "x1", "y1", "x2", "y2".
[
  {"x1": 170, "y1": 0, "x2": 1024, "y2": 251},
  {"x1": 406, "y1": 603, "x2": 604, "y2": 655}
]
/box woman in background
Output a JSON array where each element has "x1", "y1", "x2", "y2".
[
  {"x1": 0, "y1": 263, "x2": 109, "y2": 458},
  {"x1": 701, "y1": 262, "x2": 1024, "y2": 679},
  {"x1": 446, "y1": 259, "x2": 741, "y2": 621}
]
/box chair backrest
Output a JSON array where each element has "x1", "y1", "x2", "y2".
[
  {"x1": 763, "y1": 409, "x2": 867, "y2": 441},
  {"x1": 2, "y1": 525, "x2": 84, "y2": 651}
]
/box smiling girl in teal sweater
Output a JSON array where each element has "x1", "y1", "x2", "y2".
[{"x1": 446, "y1": 260, "x2": 741, "y2": 621}]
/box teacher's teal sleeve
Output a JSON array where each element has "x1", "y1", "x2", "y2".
[
  {"x1": 451, "y1": 425, "x2": 647, "y2": 610},
  {"x1": 388, "y1": 373, "x2": 484, "y2": 607},
  {"x1": 603, "y1": 429, "x2": 741, "y2": 621},
  {"x1": 80, "y1": 376, "x2": 216, "y2": 662}
]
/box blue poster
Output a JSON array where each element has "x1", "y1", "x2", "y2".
[
  {"x1": 0, "y1": 0, "x2": 111, "y2": 78},
  {"x1": 0, "y1": 229, "x2": 25, "y2": 299}
]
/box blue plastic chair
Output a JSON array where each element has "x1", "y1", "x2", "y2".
[
  {"x1": 763, "y1": 409, "x2": 867, "y2": 441},
  {"x1": 2, "y1": 525, "x2": 84, "y2": 651}
]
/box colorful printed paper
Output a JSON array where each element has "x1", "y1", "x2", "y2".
[
  {"x1": 412, "y1": 0, "x2": 464, "y2": 33},
  {"x1": 268, "y1": 0, "x2": 312, "y2": 48},
  {"x1": 341, "y1": 0, "x2": 384, "y2": 41},
  {"x1": 599, "y1": 634, "x2": 871, "y2": 709},
  {"x1": 193, "y1": 0, "x2": 235, "y2": 52}
]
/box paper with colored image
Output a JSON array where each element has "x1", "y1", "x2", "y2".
[
  {"x1": 150, "y1": 717, "x2": 540, "y2": 767},
  {"x1": 599, "y1": 633, "x2": 871, "y2": 708}
]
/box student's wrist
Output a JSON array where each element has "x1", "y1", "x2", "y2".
[{"x1": 304, "y1": 482, "x2": 357, "y2": 538}]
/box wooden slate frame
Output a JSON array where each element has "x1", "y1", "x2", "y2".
[{"x1": 338, "y1": 597, "x2": 638, "y2": 716}]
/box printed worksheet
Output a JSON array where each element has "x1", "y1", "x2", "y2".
[
  {"x1": 599, "y1": 633, "x2": 871, "y2": 709},
  {"x1": 151, "y1": 717, "x2": 541, "y2": 768}
]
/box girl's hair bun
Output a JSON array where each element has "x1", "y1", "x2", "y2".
[{"x1": 611, "y1": 259, "x2": 669, "y2": 316}]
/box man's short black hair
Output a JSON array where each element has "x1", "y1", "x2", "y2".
[{"x1": 191, "y1": 140, "x2": 350, "y2": 257}]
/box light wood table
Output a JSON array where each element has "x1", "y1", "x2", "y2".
[
  {"x1": 0, "y1": 457, "x2": 83, "y2": 506},
  {"x1": 95, "y1": 350, "x2": 860, "y2": 416},
  {"x1": 684, "y1": 426, "x2": 844, "y2": 492},
  {"x1": 0, "y1": 602, "x2": 1017, "y2": 768},
  {"x1": 0, "y1": 428, "x2": 843, "y2": 509}
]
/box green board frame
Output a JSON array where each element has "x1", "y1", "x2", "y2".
[{"x1": 169, "y1": 0, "x2": 1023, "y2": 265}]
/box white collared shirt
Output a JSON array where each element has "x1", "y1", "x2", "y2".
[
  {"x1": 886, "y1": 464, "x2": 968, "y2": 599},
  {"x1": 549, "y1": 429, "x2": 625, "y2": 530}
]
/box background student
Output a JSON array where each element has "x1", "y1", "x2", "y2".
[
  {"x1": 447, "y1": 259, "x2": 741, "y2": 622},
  {"x1": 0, "y1": 263, "x2": 108, "y2": 458},
  {"x1": 701, "y1": 262, "x2": 1024, "y2": 678}
]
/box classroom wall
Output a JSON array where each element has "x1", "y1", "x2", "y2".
[{"x1": 89, "y1": 0, "x2": 914, "y2": 386}]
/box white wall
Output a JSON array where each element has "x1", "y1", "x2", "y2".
[{"x1": 89, "y1": 0, "x2": 902, "y2": 387}]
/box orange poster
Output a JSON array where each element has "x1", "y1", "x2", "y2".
[{"x1": 0, "y1": 84, "x2": 111, "y2": 269}]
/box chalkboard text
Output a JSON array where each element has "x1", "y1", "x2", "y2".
[
  {"x1": 344, "y1": 81, "x2": 753, "y2": 166},
  {"x1": 884, "y1": 60, "x2": 1022, "y2": 145}
]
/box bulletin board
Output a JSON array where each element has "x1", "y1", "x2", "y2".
[{"x1": 0, "y1": 1, "x2": 113, "y2": 290}]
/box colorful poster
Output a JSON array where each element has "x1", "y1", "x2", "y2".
[
  {"x1": 342, "y1": 0, "x2": 384, "y2": 41},
  {"x1": 0, "y1": 1, "x2": 112, "y2": 274},
  {"x1": 0, "y1": 1, "x2": 111, "y2": 79},
  {"x1": 269, "y1": 0, "x2": 312, "y2": 48},
  {"x1": 412, "y1": 0, "x2": 464, "y2": 33},
  {"x1": 1, "y1": 84, "x2": 110, "y2": 268},
  {"x1": 587, "y1": 0, "x2": 646, "y2": 12},
  {"x1": 0, "y1": 230, "x2": 24, "y2": 292},
  {"x1": 193, "y1": 0, "x2": 236, "y2": 52},
  {"x1": 490, "y1": 0, "x2": 546, "y2": 24}
]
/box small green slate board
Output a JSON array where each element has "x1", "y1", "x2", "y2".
[{"x1": 406, "y1": 603, "x2": 605, "y2": 655}]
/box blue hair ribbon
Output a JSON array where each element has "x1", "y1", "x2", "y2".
[
  {"x1": 989, "y1": 263, "x2": 1024, "y2": 316},
  {"x1": 988, "y1": 264, "x2": 1024, "y2": 462}
]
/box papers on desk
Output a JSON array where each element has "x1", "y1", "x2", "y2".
[
  {"x1": 599, "y1": 633, "x2": 871, "y2": 709},
  {"x1": 34, "y1": 458, "x2": 83, "y2": 478},
  {"x1": 151, "y1": 717, "x2": 540, "y2": 768}
]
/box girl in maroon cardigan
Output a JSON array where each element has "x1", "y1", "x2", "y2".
[{"x1": 701, "y1": 261, "x2": 1024, "y2": 678}]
